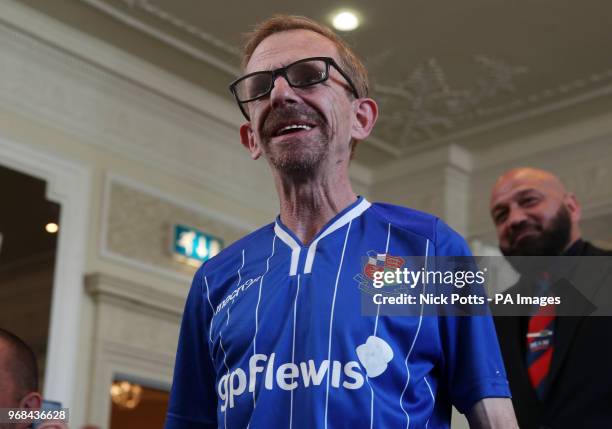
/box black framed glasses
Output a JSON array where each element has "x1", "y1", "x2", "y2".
[{"x1": 229, "y1": 56, "x2": 360, "y2": 120}]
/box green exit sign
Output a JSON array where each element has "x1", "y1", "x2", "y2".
[{"x1": 172, "y1": 224, "x2": 223, "y2": 267}]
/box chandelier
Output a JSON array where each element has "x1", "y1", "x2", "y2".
[{"x1": 110, "y1": 380, "x2": 143, "y2": 410}]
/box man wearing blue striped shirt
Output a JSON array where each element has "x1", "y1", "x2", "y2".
[{"x1": 165, "y1": 15, "x2": 517, "y2": 429}]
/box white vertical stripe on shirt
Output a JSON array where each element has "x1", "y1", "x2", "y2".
[
  {"x1": 204, "y1": 276, "x2": 215, "y2": 345},
  {"x1": 400, "y1": 239, "x2": 430, "y2": 429},
  {"x1": 252, "y1": 235, "x2": 276, "y2": 408},
  {"x1": 368, "y1": 222, "x2": 393, "y2": 429},
  {"x1": 373, "y1": 223, "x2": 392, "y2": 337},
  {"x1": 229, "y1": 249, "x2": 245, "y2": 320},
  {"x1": 289, "y1": 274, "x2": 301, "y2": 429},
  {"x1": 324, "y1": 220, "x2": 353, "y2": 429},
  {"x1": 424, "y1": 376, "x2": 435, "y2": 429},
  {"x1": 222, "y1": 250, "x2": 245, "y2": 337},
  {"x1": 219, "y1": 325, "x2": 231, "y2": 429}
]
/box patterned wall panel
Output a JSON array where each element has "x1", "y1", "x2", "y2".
[{"x1": 104, "y1": 177, "x2": 247, "y2": 278}]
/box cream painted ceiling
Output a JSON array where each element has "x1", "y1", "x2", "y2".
[{"x1": 20, "y1": 0, "x2": 612, "y2": 167}]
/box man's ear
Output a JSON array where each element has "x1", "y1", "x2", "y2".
[
  {"x1": 240, "y1": 122, "x2": 262, "y2": 160},
  {"x1": 565, "y1": 192, "x2": 582, "y2": 224},
  {"x1": 19, "y1": 390, "x2": 42, "y2": 410},
  {"x1": 351, "y1": 98, "x2": 378, "y2": 141},
  {"x1": 17, "y1": 392, "x2": 42, "y2": 429}
]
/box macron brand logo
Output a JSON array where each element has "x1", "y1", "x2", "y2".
[
  {"x1": 215, "y1": 276, "x2": 262, "y2": 315},
  {"x1": 217, "y1": 337, "x2": 394, "y2": 412}
]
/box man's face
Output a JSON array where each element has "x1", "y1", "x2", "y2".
[
  {"x1": 490, "y1": 172, "x2": 576, "y2": 257},
  {"x1": 239, "y1": 30, "x2": 359, "y2": 176}
]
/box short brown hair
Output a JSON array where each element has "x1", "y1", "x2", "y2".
[
  {"x1": 242, "y1": 15, "x2": 369, "y2": 98},
  {"x1": 0, "y1": 329, "x2": 38, "y2": 400}
]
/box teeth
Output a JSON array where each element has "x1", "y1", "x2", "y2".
[{"x1": 278, "y1": 124, "x2": 312, "y2": 134}]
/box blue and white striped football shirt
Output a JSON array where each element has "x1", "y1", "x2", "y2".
[{"x1": 165, "y1": 197, "x2": 510, "y2": 429}]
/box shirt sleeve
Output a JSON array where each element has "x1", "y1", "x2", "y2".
[
  {"x1": 434, "y1": 219, "x2": 511, "y2": 414},
  {"x1": 165, "y1": 267, "x2": 218, "y2": 429}
]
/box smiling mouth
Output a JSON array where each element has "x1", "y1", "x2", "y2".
[
  {"x1": 513, "y1": 229, "x2": 540, "y2": 243},
  {"x1": 274, "y1": 124, "x2": 314, "y2": 137}
]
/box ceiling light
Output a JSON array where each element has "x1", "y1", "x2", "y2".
[
  {"x1": 45, "y1": 223, "x2": 59, "y2": 234},
  {"x1": 332, "y1": 11, "x2": 359, "y2": 31}
]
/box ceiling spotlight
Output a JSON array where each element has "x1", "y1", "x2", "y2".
[
  {"x1": 45, "y1": 223, "x2": 59, "y2": 234},
  {"x1": 332, "y1": 11, "x2": 359, "y2": 31}
]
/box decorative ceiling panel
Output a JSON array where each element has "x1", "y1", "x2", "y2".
[{"x1": 22, "y1": 0, "x2": 612, "y2": 166}]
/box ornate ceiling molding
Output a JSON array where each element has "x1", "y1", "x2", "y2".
[
  {"x1": 372, "y1": 56, "x2": 612, "y2": 153},
  {"x1": 64, "y1": 0, "x2": 612, "y2": 162},
  {"x1": 398, "y1": 78, "x2": 612, "y2": 155},
  {"x1": 81, "y1": 0, "x2": 240, "y2": 76},
  {"x1": 122, "y1": 0, "x2": 241, "y2": 57},
  {"x1": 374, "y1": 55, "x2": 528, "y2": 148}
]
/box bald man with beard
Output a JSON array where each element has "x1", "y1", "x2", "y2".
[{"x1": 490, "y1": 167, "x2": 612, "y2": 429}]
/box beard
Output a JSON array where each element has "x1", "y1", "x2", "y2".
[
  {"x1": 501, "y1": 205, "x2": 572, "y2": 275},
  {"x1": 259, "y1": 104, "x2": 330, "y2": 177},
  {"x1": 501, "y1": 205, "x2": 572, "y2": 257}
]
